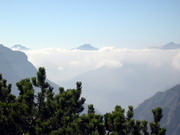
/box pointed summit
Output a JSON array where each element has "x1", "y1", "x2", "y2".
[{"x1": 76, "y1": 44, "x2": 98, "y2": 50}]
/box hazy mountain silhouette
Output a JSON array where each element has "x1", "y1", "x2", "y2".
[
  {"x1": 75, "y1": 44, "x2": 98, "y2": 50},
  {"x1": 134, "y1": 84, "x2": 180, "y2": 135},
  {"x1": 151, "y1": 42, "x2": 180, "y2": 50},
  {"x1": 11, "y1": 44, "x2": 30, "y2": 51},
  {"x1": 161, "y1": 42, "x2": 180, "y2": 50},
  {"x1": 60, "y1": 63, "x2": 180, "y2": 113}
]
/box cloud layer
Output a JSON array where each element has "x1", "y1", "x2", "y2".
[
  {"x1": 24, "y1": 47, "x2": 180, "y2": 83},
  {"x1": 23, "y1": 47, "x2": 180, "y2": 112}
]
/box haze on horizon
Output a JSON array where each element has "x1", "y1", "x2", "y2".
[{"x1": 0, "y1": 0, "x2": 180, "y2": 49}]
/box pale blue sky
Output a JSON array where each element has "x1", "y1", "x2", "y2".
[{"x1": 0, "y1": 0, "x2": 180, "y2": 49}]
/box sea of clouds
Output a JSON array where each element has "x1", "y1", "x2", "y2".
[
  {"x1": 22, "y1": 47, "x2": 180, "y2": 112},
  {"x1": 24, "y1": 47, "x2": 180, "y2": 83}
]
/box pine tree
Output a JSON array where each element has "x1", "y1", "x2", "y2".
[
  {"x1": 0, "y1": 68, "x2": 166, "y2": 135},
  {"x1": 77, "y1": 104, "x2": 105, "y2": 135},
  {"x1": 150, "y1": 107, "x2": 166, "y2": 135},
  {"x1": 104, "y1": 105, "x2": 126, "y2": 134}
]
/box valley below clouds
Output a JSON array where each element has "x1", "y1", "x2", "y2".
[{"x1": 24, "y1": 47, "x2": 180, "y2": 112}]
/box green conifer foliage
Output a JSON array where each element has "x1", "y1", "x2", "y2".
[
  {"x1": 150, "y1": 107, "x2": 166, "y2": 135},
  {"x1": 0, "y1": 68, "x2": 166, "y2": 135}
]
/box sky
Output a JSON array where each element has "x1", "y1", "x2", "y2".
[{"x1": 0, "y1": 0, "x2": 180, "y2": 49}]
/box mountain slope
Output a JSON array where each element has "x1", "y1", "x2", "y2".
[
  {"x1": 0, "y1": 49, "x2": 21, "y2": 87},
  {"x1": 0, "y1": 44, "x2": 59, "y2": 94},
  {"x1": 134, "y1": 84, "x2": 180, "y2": 135}
]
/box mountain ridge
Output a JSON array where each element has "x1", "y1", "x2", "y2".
[
  {"x1": 0, "y1": 44, "x2": 59, "y2": 94},
  {"x1": 134, "y1": 84, "x2": 180, "y2": 135}
]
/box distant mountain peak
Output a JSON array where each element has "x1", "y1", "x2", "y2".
[
  {"x1": 11, "y1": 44, "x2": 30, "y2": 51},
  {"x1": 150, "y1": 42, "x2": 180, "y2": 50},
  {"x1": 161, "y1": 42, "x2": 180, "y2": 50},
  {"x1": 166, "y1": 41, "x2": 175, "y2": 45},
  {"x1": 76, "y1": 44, "x2": 98, "y2": 50}
]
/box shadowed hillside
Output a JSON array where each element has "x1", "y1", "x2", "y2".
[
  {"x1": 0, "y1": 44, "x2": 59, "y2": 94},
  {"x1": 134, "y1": 84, "x2": 180, "y2": 135}
]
